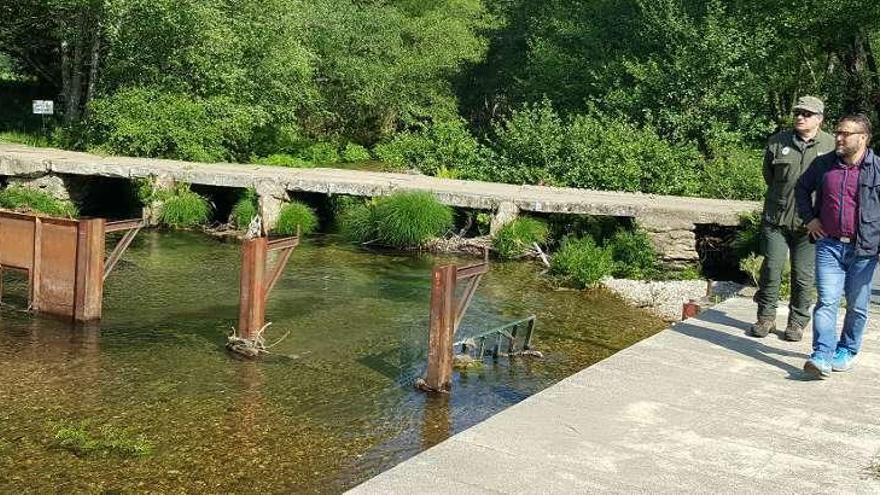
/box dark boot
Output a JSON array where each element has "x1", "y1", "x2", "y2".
[
  {"x1": 748, "y1": 316, "x2": 776, "y2": 338},
  {"x1": 783, "y1": 321, "x2": 805, "y2": 342}
]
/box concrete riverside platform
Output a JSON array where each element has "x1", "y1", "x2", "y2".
[
  {"x1": 348, "y1": 296, "x2": 880, "y2": 494},
  {"x1": 0, "y1": 144, "x2": 758, "y2": 230}
]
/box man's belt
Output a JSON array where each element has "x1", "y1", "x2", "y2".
[{"x1": 831, "y1": 236, "x2": 853, "y2": 244}]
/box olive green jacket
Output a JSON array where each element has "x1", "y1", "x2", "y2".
[{"x1": 762, "y1": 129, "x2": 835, "y2": 229}]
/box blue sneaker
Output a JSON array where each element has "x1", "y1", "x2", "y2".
[
  {"x1": 831, "y1": 348, "x2": 857, "y2": 372},
  {"x1": 804, "y1": 355, "x2": 832, "y2": 379}
]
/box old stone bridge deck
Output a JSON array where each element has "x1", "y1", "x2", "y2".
[{"x1": 0, "y1": 144, "x2": 760, "y2": 260}]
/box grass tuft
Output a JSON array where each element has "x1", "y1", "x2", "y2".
[
  {"x1": 493, "y1": 217, "x2": 549, "y2": 259},
  {"x1": 231, "y1": 188, "x2": 259, "y2": 228},
  {"x1": 0, "y1": 185, "x2": 78, "y2": 217},
  {"x1": 550, "y1": 236, "x2": 614, "y2": 288},
  {"x1": 157, "y1": 184, "x2": 211, "y2": 228},
  {"x1": 372, "y1": 191, "x2": 453, "y2": 248},
  {"x1": 273, "y1": 201, "x2": 318, "y2": 235}
]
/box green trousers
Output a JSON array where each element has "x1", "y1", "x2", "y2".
[{"x1": 754, "y1": 222, "x2": 815, "y2": 326}]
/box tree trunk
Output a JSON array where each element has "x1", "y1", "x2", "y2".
[
  {"x1": 61, "y1": 39, "x2": 73, "y2": 124},
  {"x1": 67, "y1": 10, "x2": 86, "y2": 125},
  {"x1": 84, "y1": 22, "x2": 102, "y2": 120}
]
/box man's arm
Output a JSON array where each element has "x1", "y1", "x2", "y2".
[{"x1": 795, "y1": 158, "x2": 822, "y2": 224}]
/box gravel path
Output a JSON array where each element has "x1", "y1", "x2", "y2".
[{"x1": 603, "y1": 278, "x2": 746, "y2": 321}]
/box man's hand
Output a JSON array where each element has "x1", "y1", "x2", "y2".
[{"x1": 805, "y1": 218, "x2": 826, "y2": 240}]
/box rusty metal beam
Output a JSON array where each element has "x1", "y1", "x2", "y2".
[
  {"x1": 456, "y1": 262, "x2": 488, "y2": 281},
  {"x1": 263, "y1": 245, "x2": 295, "y2": 302},
  {"x1": 238, "y1": 237, "x2": 267, "y2": 340},
  {"x1": 267, "y1": 236, "x2": 299, "y2": 252},
  {"x1": 30, "y1": 217, "x2": 42, "y2": 311},
  {"x1": 74, "y1": 218, "x2": 105, "y2": 321},
  {"x1": 103, "y1": 225, "x2": 142, "y2": 281},
  {"x1": 454, "y1": 273, "x2": 483, "y2": 332},
  {"x1": 425, "y1": 264, "x2": 456, "y2": 392},
  {"x1": 105, "y1": 218, "x2": 144, "y2": 233}
]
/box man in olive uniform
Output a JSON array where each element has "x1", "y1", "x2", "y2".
[{"x1": 750, "y1": 96, "x2": 835, "y2": 341}]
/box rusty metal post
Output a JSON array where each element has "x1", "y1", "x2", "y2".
[
  {"x1": 425, "y1": 264, "x2": 456, "y2": 392},
  {"x1": 238, "y1": 237, "x2": 268, "y2": 340},
  {"x1": 74, "y1": 218, "x2": 106, "y2": 321}
]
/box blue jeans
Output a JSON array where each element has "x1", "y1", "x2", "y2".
[{"x1": 812, "y1": 238, "x2": 878, "y2": 360}]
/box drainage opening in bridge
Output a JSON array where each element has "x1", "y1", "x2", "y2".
[
  {"x1": 70, "y1": 176, "x2": 142, "y2": 220},
  {"x1": 695, "y1": 223, "x2": 750, "y2": 282},
  {"x1": 190, "y1": 184, "x2": 242, "y2": 227}
]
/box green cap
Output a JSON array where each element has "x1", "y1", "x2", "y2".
[{"x1": 793, "y1": 96, "x2": 824, "y2": 115}]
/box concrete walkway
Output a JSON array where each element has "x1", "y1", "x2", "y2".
[{"x1": 349, "y1": 296, "x2": 880, "y2": 494}]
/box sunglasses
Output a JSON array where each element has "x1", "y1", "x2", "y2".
[
  {"x1": 834, "y1": 130, "x2": 865, "y2": 138},
  {"x1": 794, "y1": 110, "x2": 819, "y2": 118}
]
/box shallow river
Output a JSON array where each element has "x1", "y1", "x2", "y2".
[{"x1": 0, "y1": 231, "x2": 664, "y2": 494}]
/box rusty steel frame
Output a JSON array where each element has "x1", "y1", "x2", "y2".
[
  {"x1": 238, "y1": 235, "x2": 299, "y2": 340},
  {"x1": 0, "y1": 211, "x2": 142, "y2": 322},
  {"x1": 423, "y1": 250, "x2": 489, "y2": 392},
  {"x1": 103, "y1": 219, "x2": 144, "y2": 281}
]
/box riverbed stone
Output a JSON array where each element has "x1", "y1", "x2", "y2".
[{"x1": 7, "y1": 173, "x2": 72, "y2": 202}]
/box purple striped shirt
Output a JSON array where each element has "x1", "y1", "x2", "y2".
[{"x1": 820, "y1": 158, "x2": 862, "y2": 238}]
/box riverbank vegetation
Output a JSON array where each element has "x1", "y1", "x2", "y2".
[
  {"x1": 274, "y1": 201, "x2": 319, "y2": 235},
  {"x1": 0, "y1": 184, "x2": 77, "y2": 217},
  {"x1": 339, "y1": 192, "x2": 453, "y2": 248},
  {"x1": 154, "y1": 184, "x2": 211, "y2": 229},
  {"x1": 3, "y1": 1, "x2": 879, "y2": 201}
]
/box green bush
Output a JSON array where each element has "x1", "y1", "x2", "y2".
[
  {"x1": 158, "y1": 185, "x2": 211, "y2": 228},
  {"x1": 88, "y1": 87, "x2": 266, "y2": 162},
  {"x1": 700, "y1": 147, "x2": 765, "y2": 200},
  {"x1": 490, "y1": 99, "x2": 565, "y2": 185},
  {"x1": 374, "y1": 119, "x2": 488, "y2": 177},
  {"x1": 372, "y1": 192, "x2": 453, "y2": 247},
  {"x1": 0, "y1": 185, "x2": 78, "y2": 217},
  {"x1": 550, "y1": 236, "x2": 614, "y2": 288},
  {"x1": 341, "y1": 143, "x2": 372, "y2": 162},
  {"x1": 273, "y1": 201, "x2": 318, "y2": 235},
  {"x1": 231, "y1": 188, "x2": 258, "y2": 229},
  {"x1": 606, "y1": 229, "x2": 657, "y2": 279},
  {"x1": 298, "y1": 142, "x2": 340, "y2": 164},
  {"x1": 493, "y1": 217, "x2": 549, "y2": 259}
]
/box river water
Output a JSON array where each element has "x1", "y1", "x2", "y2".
[{"x1": 0, "y1": 231, "x2": 664, "y2": 493}]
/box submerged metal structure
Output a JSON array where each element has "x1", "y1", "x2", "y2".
[{"x1": 0, "y1": 211, "x2": 142, "y2": 321}]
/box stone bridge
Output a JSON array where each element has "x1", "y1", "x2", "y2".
[{"x1": 0, "y1": 144, "x2": 760, "y2": 262}]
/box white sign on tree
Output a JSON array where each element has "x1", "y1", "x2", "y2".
[{"x1": 32, "y1": 100, "x2": 54, "y2": 115}]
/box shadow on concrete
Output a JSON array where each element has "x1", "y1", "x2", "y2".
[{"x1": 672, "y1": 308, "x2": 814, "y2": 380}]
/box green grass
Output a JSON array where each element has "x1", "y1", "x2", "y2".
[
  {"x1": 232, "y1": 188, "x2": 259, "y2": 228},
  {"x1": 53, "y1": 422, "x2": 153, "y2": 458},
  {"x1": 550, "y1": 236, "x2": 614, "y2": 288},
  {"x1": 741, "y1": 253, "x2": 790, "y2": 298},
  {"x1": 254, "y1": 153, "x2": 315, "y2": 168},
  {"x1": 0, "y1": 185, "x2": 77, "y2": 217},
  {"x1": 158, "y1": 184, "x2": 211, "y2": 228},
  {"x1": 338, "y1": 199, "x2": 379, "y2": 243},
  {"x1": 0, "y1": 130, "x2": 52, "y2": 147},
  {"x1": 492, "y1": 217, "x2": 549, "y2": 259},
  {"x1": 273, "y1": 201, "x2": 318, "y2": 235},
  {"x1": 372, "y1": 191, "x2": 453, "y2": 248}
]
